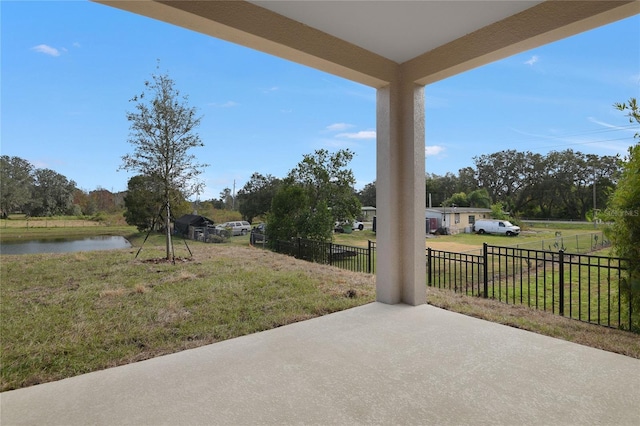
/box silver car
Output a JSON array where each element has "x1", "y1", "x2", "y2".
[{"x1": 216, "y1": 221, "x2": 252, "y2": 236}]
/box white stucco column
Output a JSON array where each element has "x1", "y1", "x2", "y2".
[{"x1": 376, "y1": 75, "x2": 426, "y2": 306}]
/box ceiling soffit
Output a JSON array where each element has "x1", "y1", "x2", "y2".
[{"x1": 250, "y1": 1, "x2": 543, "y2": 64}]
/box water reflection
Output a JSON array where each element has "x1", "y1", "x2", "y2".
[{"x1": 0, "y1": 236, "x2": 132, "y2": 255}]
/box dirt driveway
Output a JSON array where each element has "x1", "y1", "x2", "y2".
[{"x1": 425, "y1": 241, "x2": 480, "y2": 253}]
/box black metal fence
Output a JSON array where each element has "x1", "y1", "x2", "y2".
[
  {"x1": 428, "y1": 243, "x2": 635, "y2": 331},
  {"x1": 266, "y1": 237, "x2": 635, "y2": 331},
  {"x1": 427, "y1": 249, "x2": 484, "y2": 296},
  {"x1": 272, "y1": 238, "x2": 376, "y2": 274}
]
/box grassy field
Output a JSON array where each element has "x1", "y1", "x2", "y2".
[
  {"x1": 0, "y1": 236, "x2": 375, "y2": 391},
  {"x1": 0, "y1": 225, "x2": 138, "y2": 243},
  {"x1": 2, "y1": 221, "x2": 638, "y2": 392},
  {"x1": 0, "y1": 213, "x2": 136, "y2": 244}
]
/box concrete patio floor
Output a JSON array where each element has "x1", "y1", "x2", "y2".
[{"x1": 2, "y1": 302, "x2": 639, "y2": 425}]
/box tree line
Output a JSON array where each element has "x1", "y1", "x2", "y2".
[
  {"x1": 0, "y1": 147, "x2": 623, "y2": 224},
  {"x1": 0, "y1": 155, "x2": 123, "y2": 218},
  {"x1": 175, "y1": 147, "x2": 624, "y2": 228},
  {"x1": 353, "y1": 149, "x2": 622, "y2": 221}
]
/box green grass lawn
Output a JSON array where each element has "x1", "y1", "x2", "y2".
[
  {"x1": 332, "y1": 229, "x2": 376, "y2": 247},
  {"x1": 0, "y1": 240, "x2": 375, "y2": 391}
]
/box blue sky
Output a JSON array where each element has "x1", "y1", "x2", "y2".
[{"x1": 2, "y1": 1, "x2": 639, "y2": 201}]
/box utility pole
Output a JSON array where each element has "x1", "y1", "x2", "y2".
[
  {"x1": 593, "y1": 167, "x2": 597, "y2": 228},
  {"x1": 232, "y1": 180, "x2": 236, "y2": 210},
  {"x1": 194, "y1": 187, "x2": 200, "y2": 215}
]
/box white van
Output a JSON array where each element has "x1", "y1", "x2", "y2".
[{"x1": 473, "y1": 219, "x2": 520, "y2": 236}]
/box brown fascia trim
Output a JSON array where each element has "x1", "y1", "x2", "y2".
[
  {"x1": 404, "y1": 0, "x2": 640, "y2": 86},
  {"x1": 94, "y1": 0, "x2": 396, "y2": 88}
]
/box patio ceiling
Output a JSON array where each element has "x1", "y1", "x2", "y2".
[
  {"x1": 249, "y1": 0, "x2": 544, "y2": 64},
  {"x1": 95, "y1": 1, "x2": 639, "y2": 87}
]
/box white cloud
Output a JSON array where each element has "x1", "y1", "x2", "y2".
[
  {"x1": 262, "y1": 86, "x2": 279, "y2": 94},
  {"x1": 524, "y1": 55, "x2": 539, "y2": 66},
  {"x1": 588, "y1": 117, "x2": 637, "y2": 134},
  {"x1": 425, "y1": 145, "x2": 445, "y2": 157},
  {"x1": 326, "y1": 123, "x2": 354, "y2": 132},
  {"x1": 509, "y1": 125, "x2": 632, "y2": 154},
  {"x1": 31, "y1": 44, "x2": 61, "y2": 57},
  {"x1": 336, "y1": 130, "x2": 376, "y2": 140},
  {"x1": 587, "y1": 117, "x2": 620, "y2": 130},
  {"x1": 73, "y1": 42, "x2": 81, "y2": 48}
]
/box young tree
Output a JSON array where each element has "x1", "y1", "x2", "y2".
[{"x1": 120, "y1": 66, "x2": 207, "y2": 259}]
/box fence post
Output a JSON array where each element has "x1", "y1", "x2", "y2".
[
  {"x1": 329, "y1": 242, "x2": 333, "y2": 266},
  {"x1": 629, "y1": 275, "x2": 633, "y2": 332},
  {"x1": 483, "y1": 243, "x2": 488, "y2": 298},
  {"x1": 559, "y1": 249, "x2": 565, "y2": 316},
  {"x1": 297, "y1": 237, "x2": 302, "y2": 259},
  {"x1": 427, "y1": 248, "x2": 432, "y2": 286},
  {"x1": 367, "y1": 240, "x2": 372, "y2": 274}
]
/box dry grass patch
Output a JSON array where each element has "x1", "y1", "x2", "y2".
[
  {"x1": 99, "y1": 288, "x2": 126, "y2": 298},
  {"x1": 156, "y1": 301, "x2": 191, "y2": 324},
  {"x1": 425, "y1": 241, "x2": 480, "y2": 253}
]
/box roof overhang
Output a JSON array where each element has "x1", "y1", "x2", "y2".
[{"x1": 94, "y1": 1, "x2": 639, "y2": 88}]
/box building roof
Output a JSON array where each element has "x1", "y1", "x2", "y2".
[{"x1": 174, "y1": 214, "x2": 214, "y2": 234}]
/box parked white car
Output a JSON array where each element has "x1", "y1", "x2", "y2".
[
  {"x1": 334, "y1": 220, "x2": 365, "y2": 232},
  {"x1": 352, "y1": 220, "x2": 364, "y2": 231},
  {"x1": 473, "y1": 219, "x2": 520, "y2": 236},
  {"x1": 216, "y1": 221, "x2": 252, "y2": 236}
]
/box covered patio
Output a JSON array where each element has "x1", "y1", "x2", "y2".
[
  {"x1": 2, "y1": 1, "x2": 639, "y2": 424},
  {"x1": 2, "y1": 303, "x2": 639, "y2": 424}
]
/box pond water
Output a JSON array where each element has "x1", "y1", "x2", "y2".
[{"x1": 0, "y1": 236, "x2": 132, "y2": 255}]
